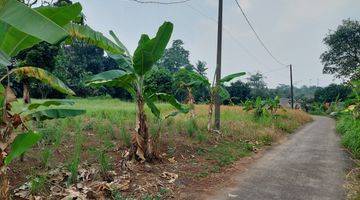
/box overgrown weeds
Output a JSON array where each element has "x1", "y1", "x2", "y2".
[
  {"x1": 336, "y1": 113, "x2": 360, "y2": 199},
  {"x1": 337, "y1": 114, "x2": 360, "y2": 158}
]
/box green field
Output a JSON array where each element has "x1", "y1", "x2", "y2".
[{"x1": 8, "y1": 98, "x2": 312, "y2": 199}]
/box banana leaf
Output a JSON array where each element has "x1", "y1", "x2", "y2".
[
  {"x1": 4, "y1": 131, "x2": 42, "y2": 165},
  {"x1": 11, "y1": 67, "x2": 75, "y2": 95},
  {"x1": 133, "y1": 22, "x2": 173, "y2": 76},
  {"x1": 25, "y1": 108, "x2": 85, "y2": 121}
]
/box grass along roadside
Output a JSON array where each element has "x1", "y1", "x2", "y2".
[
  {"x1": 336, "y1": 114, "x2": 360, "y2": 200},
  {"x1": 9, "y1": 98, "x2": 312, "y2": 199}
]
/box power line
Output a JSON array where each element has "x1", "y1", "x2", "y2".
[
  {"x1": 127, "y1": 0, "x2": 266, "y2": 68},
  {"x1": 187, "y1": 4, "x2": 267, "y2": 68},
  {"x1": 128, "y1": 0, "x2": 288, "y2": 73},
  {"x1": 127, "y1": 0, "x2": 191, "y2": 5},
  {"x1": 262, "y1": 66, "x2": 288, "y2": 75},
  {"x1": 233, "y1": 0, "x2": 288, "y2": 66}
]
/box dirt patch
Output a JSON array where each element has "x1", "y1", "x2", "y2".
[{"x1": 8, "y1": 135, "x2": 285, "y2": 199}]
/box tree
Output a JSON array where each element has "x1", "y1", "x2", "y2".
[
  {"x1": 88, "y1": 22, "x2": 188, "y2": 162},
  {"x1": 271, "y1": 84, "x2": 290, "y2": 98},
  {"x1": 247, "y1": 72, "x2": 268, "y2": 98},
  {"x1": 314, "y1": 84, "x2": 352, "y2": 103},
  {"x1": 158, "y1": 39, "x2": 192, "y2": 72},
  {"x1": 320, "y1": 19, "x2": 360, "y2": 81},
  {"x1": 194, "y1": 60, "x2": 207, "y2": 76},
  {"x1": 225, "y1": 80, "x2": 251, "y2": 104},
  {"x1": 14, "y1": 0, "x2": 87, "y2": 100},
  {"x1": 54, "y1": 0, "x2": 73, "y2": 6},
  {"x1": 15, "y1": 42, "x2": 60, "y2": 101},
  {"x1": 52, "y1": 41, "x2": 119, "y2": 97},
  {"x1": 145, "y1": 66, "x2": 173, "y2": 94}
]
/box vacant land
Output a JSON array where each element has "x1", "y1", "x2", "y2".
[{"x1": 9, "y1": 98, "x2": 311, "y2": 199}]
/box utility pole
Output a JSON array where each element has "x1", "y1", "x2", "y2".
[
  {"x1": 214, "y1": 0, "x2": 223, "y2": 130},
  {"x1": 289, "y1": 64, "x2": 294, "y2": 109}
]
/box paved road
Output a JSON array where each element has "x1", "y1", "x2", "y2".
[{"x1": 210, "y1": 116, "x2": 349, "y2": 200}]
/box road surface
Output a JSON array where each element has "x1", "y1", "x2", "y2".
[{"x1": 210, "y1": 116, "x2": 349, "y2": 200}]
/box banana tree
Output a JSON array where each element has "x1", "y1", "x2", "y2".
[
  {"x1": 0, "y1": 1, "x2": 116, "y2": 198},
  {"x1": 0, "y1": 0, "x2": 122, "y2": 60},
  {"x1": 87, "y1": 22, "x2": 188, "y2": 162},
  {"x1": 0, "y1": 79, "x2": 84, "y2": 199},
  {"x1": 184, "y1": 70, "x2": 246, "y2": 131},
  {"x1": 175, "y1": 68, "x2": 205, "y2": 118},
  {"x1": 266, "y1": 96, "x2": 281, "y2": 115},
  {"x1": 0, "y1": 0, "x2": 123, "y2": 104},
  {"x1": 0, "y1": 66, "x2": 85, "y2": 200}
]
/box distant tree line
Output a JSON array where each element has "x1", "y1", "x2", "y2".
[
  {"x1": 11, "y1": 36, "x2": 352, "y2": 104},
  {"x1": 10, "y1": 5, "x2": 358, "y2": 105}
]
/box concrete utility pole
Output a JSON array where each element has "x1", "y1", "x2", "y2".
[
  {"x1": 289, "y1": 64, "x2": 294, "y2": 109},
  {"x1": 214, "y1": 0, "x2": 223, "y2": 130}
]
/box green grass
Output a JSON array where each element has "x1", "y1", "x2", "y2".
[
  {"x1": 336, "y1": 114, "x2": 360, "y2": 158},
  {"x1": 29, "y1": 175, "x2": 47, "y2": 195},
  {"x1": 16, "y1": 98, "x2": 311, "y2": 163},
  {"x1": 10, "y1": 98, "x2": 312, "y2": 198},
  {"x1": 336, "y1": 114, "x2": 360, "y2": 200},
  {"x1": 206, "y1": 140, "x2": 253, "y2": 167}
]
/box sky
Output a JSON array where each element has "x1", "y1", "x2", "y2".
[{"x1": 76, "y1": 0, "x2": 360, "y2": 88}]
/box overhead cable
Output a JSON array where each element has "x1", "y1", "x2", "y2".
[
  {"x1": 233, "y1": 0, "x2": 288, "y2": 66},
  {"x1": 127, "y1": 0, "x2": 191, "y2": 5}
]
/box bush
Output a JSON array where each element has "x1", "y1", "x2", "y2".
[
  {"x1": 336, "y1": 114, "x2": 360, "y2": 158},
  {"x1": 185, "y1": 119, "x2": 198, "y2": 137}
]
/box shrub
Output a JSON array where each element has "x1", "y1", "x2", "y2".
[
  {"x1": 337, "y1": 114, "x2": 360, "y2": 158},
  {"x1": 186, "y1": 119, "x2": 198, "y2": 137}
]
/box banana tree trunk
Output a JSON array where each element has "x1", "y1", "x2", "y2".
[
  {"x1": 130, "y1": 91, "x2": 155, "y2": 162},
  {"x1": 23, "y1": 78, "x2": 31, "y2": 104},
  {"x1": 187, "y1": 88, "x2": 195, "y2": 118},
  {"x1": 0, "y1": 155, "x2": 9, "y2": 200},
  {"x1": 207, "y1": 101, "x2": 214, "y2": 132},
  {"x1": 20, "y1": 78, "x2": 31, "y2": 162},
  {"x1": 1, "y1": 69, "x2": 10, "y2": 200}
]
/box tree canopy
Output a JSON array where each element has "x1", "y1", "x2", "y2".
[
  {"x1": 158, "y1": 39, "x2": 193, "y2": 72},
  {"x1": 225, "y1": 80, "x2": 251, "y2": 104},
  {"x1": 247, "y1": 72, "x2": 268, "y2": 98},
  {"x1": 314, "y1": 83, "x2": 352, "y2": 103},
  {"x1": 320, "y1": 19, "x2": 360, "y2": 81}
]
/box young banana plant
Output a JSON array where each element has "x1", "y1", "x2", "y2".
[
  {"x1": 209, "y1": 73, "x2": 246, "y2": 131},
  {"x1": 183, "y1": 70, "x2": 246, "y2": 132},
  {"x1": 266, "y1": 96, "x2": 281, "y2": 115},
  {"x1": 175, "y1": 68, "x2": 205, "y2": 118},
  {"x1": 242, "y1": 99, "x2": 254, "y2": 111},
  {"x1": 87, "y1": 22, "x2": 188, "y2": 162}
]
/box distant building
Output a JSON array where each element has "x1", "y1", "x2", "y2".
[
  {"x1": 280, "y1": 98, "x2": 291, "y2": 108},
  {"x1": 279, "y1": 98, "x2": 302, "y2": 109}
]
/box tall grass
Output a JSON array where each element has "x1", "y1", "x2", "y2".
[
  {"x1": 336, "y1": 114, "x2": 360, "y2": 158},
  {"x1": 12, "y1": 98, "x2": 312, "y2": 179}
]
